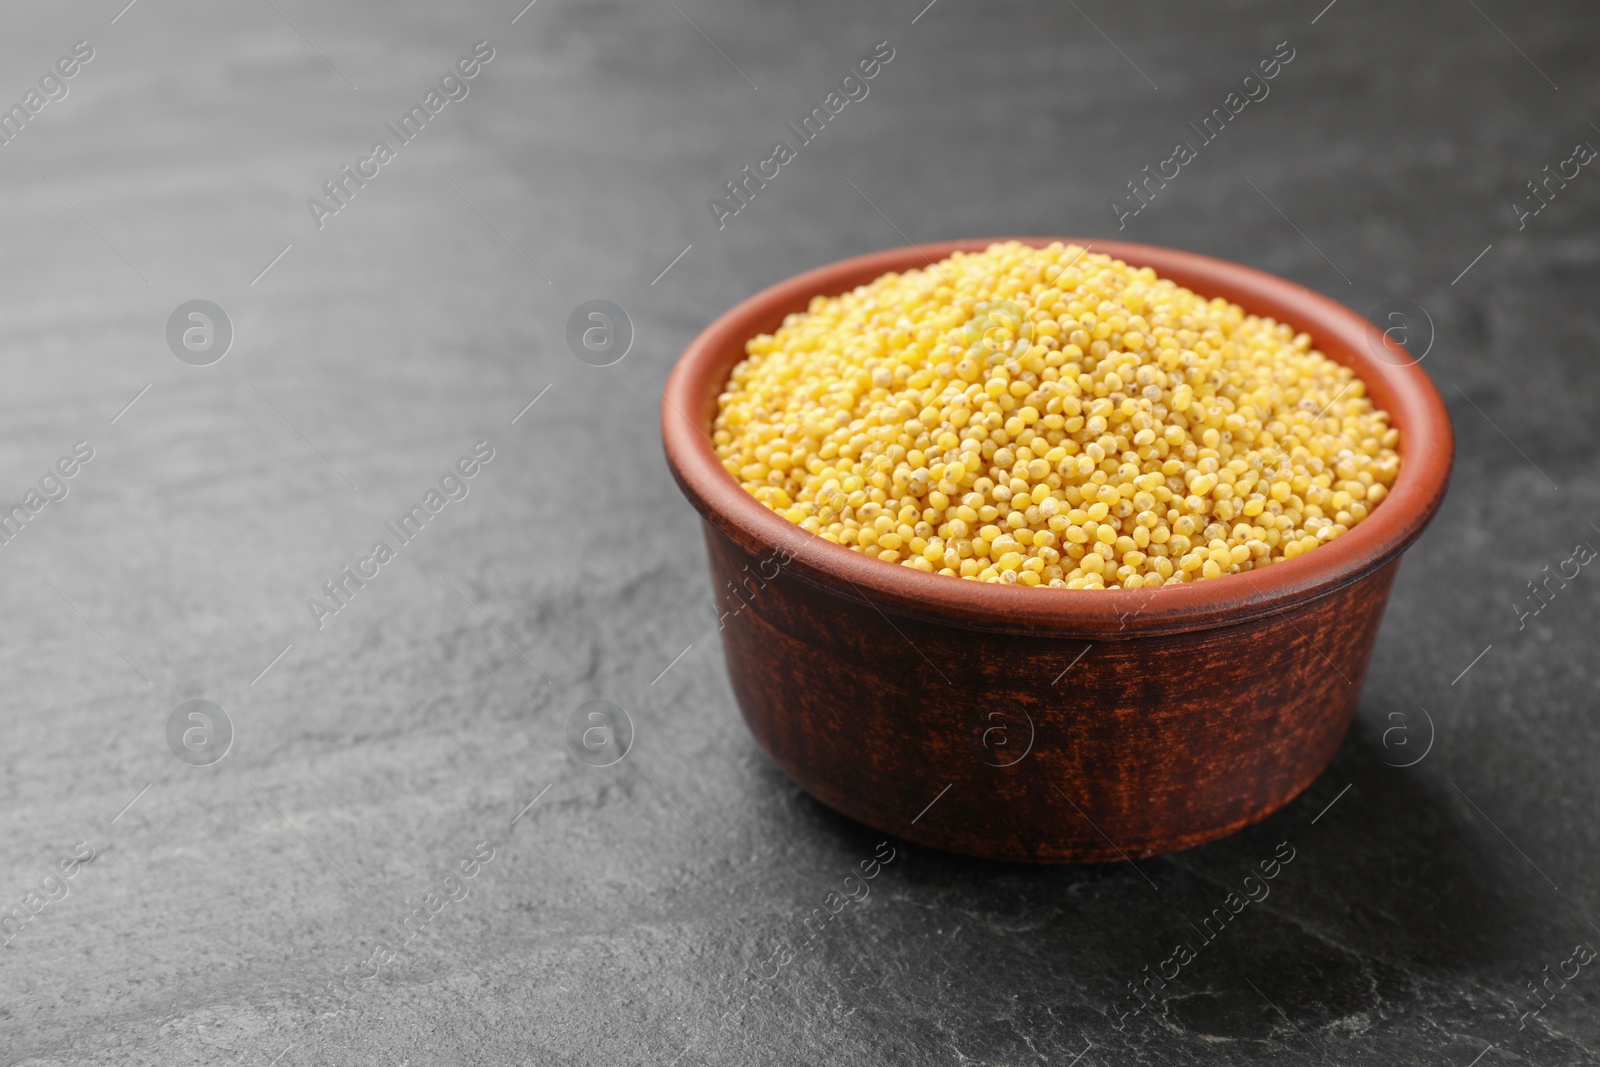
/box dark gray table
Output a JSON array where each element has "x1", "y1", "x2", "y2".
[{"x1": 3, "y1": 0, "x2": 1597, "y2": 1063}]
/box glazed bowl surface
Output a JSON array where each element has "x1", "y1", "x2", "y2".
[{"x1": 662, "y1": 237, "x2": 1452, "y2": 862}]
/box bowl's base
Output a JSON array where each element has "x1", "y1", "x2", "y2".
[{"x1": 762, "y1": 736, "x2": 1342, "y2": 864}]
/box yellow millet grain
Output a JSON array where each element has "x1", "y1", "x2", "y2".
[{"x1": 712, "y1": 242, "x2": 1400, "y2": 590}]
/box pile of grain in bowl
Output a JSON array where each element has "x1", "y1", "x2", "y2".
[{"x1": 712, "y1": 241, "x2": 1400, "y2": 589}]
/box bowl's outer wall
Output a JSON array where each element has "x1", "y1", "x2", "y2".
[{"x1": 706, "y1": 521, "x2": 1400, "y2": 862}]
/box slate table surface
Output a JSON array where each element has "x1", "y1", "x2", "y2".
[{"x1": 2, "y1": 0, "x2": 1598, "y2": 1063}]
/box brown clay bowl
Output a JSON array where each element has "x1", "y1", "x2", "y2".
[{"x1": 661, "y1": 238, "x2": 1452, "y2": 863}]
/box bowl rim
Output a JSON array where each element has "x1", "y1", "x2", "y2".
[{"x1": 662, "y1": 237, "x2": 1454, "y2": 638}]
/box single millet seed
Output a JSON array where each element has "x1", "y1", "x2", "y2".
[{"x1": 712, "y1": 241, "x2": 1401, "y2": 590}]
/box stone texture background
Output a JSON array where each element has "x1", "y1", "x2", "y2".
[{"x1": 1, "y1": 0, "x2": 1597, "y2": 1063}]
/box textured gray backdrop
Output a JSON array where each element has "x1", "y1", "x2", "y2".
[{"x1": 1, "y1": 0, "x2": 1597, "y2": 1064}]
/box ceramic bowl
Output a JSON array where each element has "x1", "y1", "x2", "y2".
[{"x1": 662, "y1": 238, "x2": 1452, "y2": 862}]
